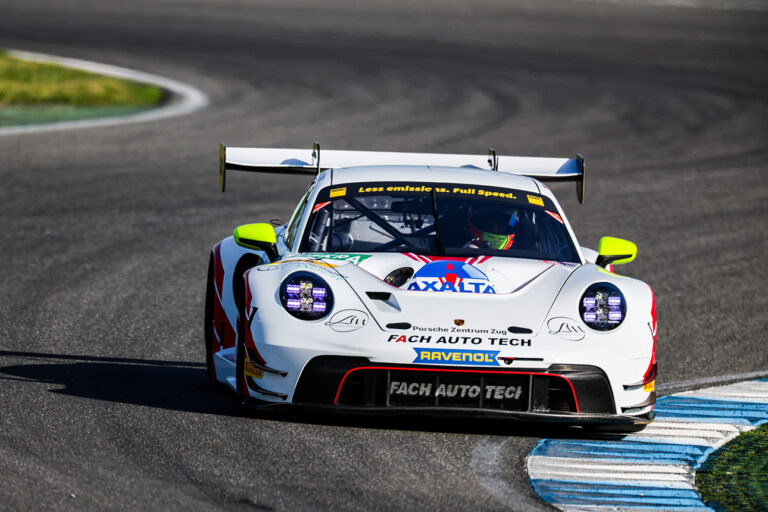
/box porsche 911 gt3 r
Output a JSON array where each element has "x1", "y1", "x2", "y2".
[{"x1": 205, "y1": 144, "x2": 657, "y2": 432}]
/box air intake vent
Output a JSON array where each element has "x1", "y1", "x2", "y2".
[
  {"x1": 384, "y1": 267, "x2": 414, "y2": 288},
  {"x1": 366, "y1": 291, "x2": 392, "y2": 301}
]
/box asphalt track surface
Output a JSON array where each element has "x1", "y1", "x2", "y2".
[{"x1": 0, "y1": 1, "x2": 766, "y2": 510}]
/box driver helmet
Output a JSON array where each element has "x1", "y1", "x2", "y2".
[{"x1": 468, "y1": 207, "x2": 519, "y2": 250}]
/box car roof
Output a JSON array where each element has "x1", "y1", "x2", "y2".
[{"x1": 327, "y1": 165, "x2": 545, "y2": 195}]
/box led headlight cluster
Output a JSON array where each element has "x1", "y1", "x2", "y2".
[
  {"x1": 579, "y1": 282, "x2": 626, "y2": 331},
  {"x1": 280, "y1": 271, "x2": 333, "y2": 320}
]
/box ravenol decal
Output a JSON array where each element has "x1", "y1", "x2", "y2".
[
  {"x1": 329, "y1": 187, "x2": 346, "y2": 198},
  {"x1": 302, "y1": 253, "x2": 372, "y2": 265},
  {"x1": 527, "y1": 194, "x2": 544, "y2": 206},
  {"x1": 413, "y1": 348, "x2": 500, "y2": 366},
  {"x1": 407, "y1": 261, "x2": 495, "y2": 294}
]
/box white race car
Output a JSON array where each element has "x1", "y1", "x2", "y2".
[{"x1": 205, "y1": 144, "x2": 657, "y2": 431}]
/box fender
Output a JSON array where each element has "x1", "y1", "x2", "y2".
[{"x1": 210, "y1": 236, "x2": 266, "y2": 356}]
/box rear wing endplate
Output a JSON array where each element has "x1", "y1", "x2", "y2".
[{"x1": 219, "y1": 142, "x2": 585, "y2": 203}]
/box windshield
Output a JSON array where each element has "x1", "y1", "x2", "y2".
[{"x1": 299, "y1": 182, "x2": 580, "y2": 263}]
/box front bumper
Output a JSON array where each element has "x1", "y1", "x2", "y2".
[{"x1": 242, "y1": 356, "x2": 653, "y2": 426}]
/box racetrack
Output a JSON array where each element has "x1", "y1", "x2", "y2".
[{"x1": 1, "y1": 0, "x2": 766, "y2": 510}]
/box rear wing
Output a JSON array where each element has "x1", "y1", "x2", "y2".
[{"x1": 219, "y1": 142, "x2": 585, "y2": 203}]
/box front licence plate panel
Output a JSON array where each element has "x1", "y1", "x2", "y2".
[{"x1": 386, "y1": 371, "x2": 529, "y2": 411}]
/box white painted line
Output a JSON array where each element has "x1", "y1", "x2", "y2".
[
  {"x1": 678, "y1": 381, "x2": 768, "y2": 403},
  {"x1": 520, "y1": 379, "x2": 768, "y2": 510},
  {"x1": 527, "y1": 456, "x2": 694, "y2": 481},
  {"x1": 0, "y1": 49, "x2": 209, "y2": 136}
]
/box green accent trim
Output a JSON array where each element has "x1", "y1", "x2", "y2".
[
  {"x1": 234, "y1": 223, "x2": 277, "y2": 246},
  {"x1": 233, "y1": 223, "x2": 278, "y2": 261},
  {"x1": 301, "y1": 253, "x2": 372, "y2": 265},
  {"x1": 597, "y1": 236, "x2": 636, "y2": 266}
]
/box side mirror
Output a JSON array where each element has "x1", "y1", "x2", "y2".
[
  {"x1": 596, "y1": 236, "x2": 636, "y2": 268},
  {"x1": 233, "y1": 223, "x2": 278, "y2": 262}
]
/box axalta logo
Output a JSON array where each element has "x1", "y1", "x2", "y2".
[
  {"x1": 413, "y1": 348, "x2": 500, "y2": 366},
  {"x1": 406, "y1": 261, "x2": 495, "y2": 294}
]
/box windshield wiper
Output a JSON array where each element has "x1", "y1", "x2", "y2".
[{"x1": 431, "y1": 188, "x2": 445, "y2": 256}]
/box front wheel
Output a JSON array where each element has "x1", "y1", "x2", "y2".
[
  {"x1": 204, "y1": 255, "x2": 218, "y2": 386},
  {"x1": 235, "y1": 280, "x2": 250, "y2": 406}
]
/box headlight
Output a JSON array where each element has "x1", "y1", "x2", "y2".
[
  {"x1": 280, "y1": 271, "x2": 333, "y2": 320},
  {"x1": 579, "y1": 282, "x2": 626, "y2": 331}
]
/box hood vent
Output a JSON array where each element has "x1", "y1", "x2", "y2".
[
  {"x1": 384, "y1": 267, "x2": 414, "y2": 288},
  {"x1": 366, "y1": 291, "x2": 392, "y2": 301}
]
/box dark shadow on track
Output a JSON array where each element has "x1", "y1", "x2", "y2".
[
  {"x1": 0, "y1": 350, "x2": 621, "y2": 439},
  {"x1": 247, "y1": 406, "x2": 604, "y2": 438},
  {"x1": 0, "y1": 350, "x2": 242, "y2": 417}
]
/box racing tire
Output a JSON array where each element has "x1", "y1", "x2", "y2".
[
  {"x1": 235, "y1": 279, "x2": 250, "y2": 407},
  {"x1": 204, "y1": 255, "x2": 219, "y2": 387}
]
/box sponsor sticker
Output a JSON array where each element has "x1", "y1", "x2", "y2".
[
  {"x1": 527, "y1": 194, "x2": 544, "y2": 206},
  {"x1": 256, "y1": 263, "x2": 282, "y2": 271},
  {"x1": 325, "y1": 309, "x2": 369, "y2": 332},
  {"x1": 265, "y1": 258, "x2": 338, "y2": 269},
  {"x1": 476, "y1": 189, "x2": 516, "y2": 199},
  {"x1": 342, "y1": 182, "x2": 531, "y2": 202},
  {"x1": 302, "y1": 253, "x2": 372, "y2": 265},
  {"x1": 387, "y1": 375, "x2": 528, "y2": 407},
  {"x1": 387, "y1": 334, "x2": 530, "y2": 346},
  {"x1": 329, "y1": 187, "x2": 346, "y2": 198},
  {"x1": 389, "y1": 381, "x2": 524, "y2": 401},
  {"x1": 406, "y1": 261, "x2": 495, "y2": 294},
  {"x1": 547, "y1": 317, "x2": 586, "y2": 341},
  {"x1": 244, "y1": 359, "x2": 264, "y2": 379},
  {"x1": 413, "y1": 348, "x2": 500, "y2": 366}
]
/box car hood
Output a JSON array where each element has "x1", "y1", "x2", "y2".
[{"x1": 290, "y1": 252, "x2": 580, "y2": 335}]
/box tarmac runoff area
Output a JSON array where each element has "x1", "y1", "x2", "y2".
[
  {"x1": 0, "y1": 50, "x2": 208, "y2": 136},
  {"x1": 526, "y1": 379, "x2": 768, "y2": 511}
]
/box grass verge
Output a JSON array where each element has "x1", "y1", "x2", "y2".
[
  {"x1": 696, "y1": 424, "x2": 768, "y2": 511},
  {"x1": 0, "y1": 49, "x2": 164, "y2": 126}
]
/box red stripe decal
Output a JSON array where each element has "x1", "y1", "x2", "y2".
[
  {"x1": 544, "y1": 210, "x2": 564, "y2": 224},
  {"x1": 211, "y1": 244, "x2": 235, "y2": 351},
  {"x1": 241, "y1": 269, "x2": 266, "y2": 365},
  {"x1": 312, "y1": 201, "x2": 331, "y2": 213},
  {"x1": 643, "y1": 286, "x2": 657, "y2": 384}
]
